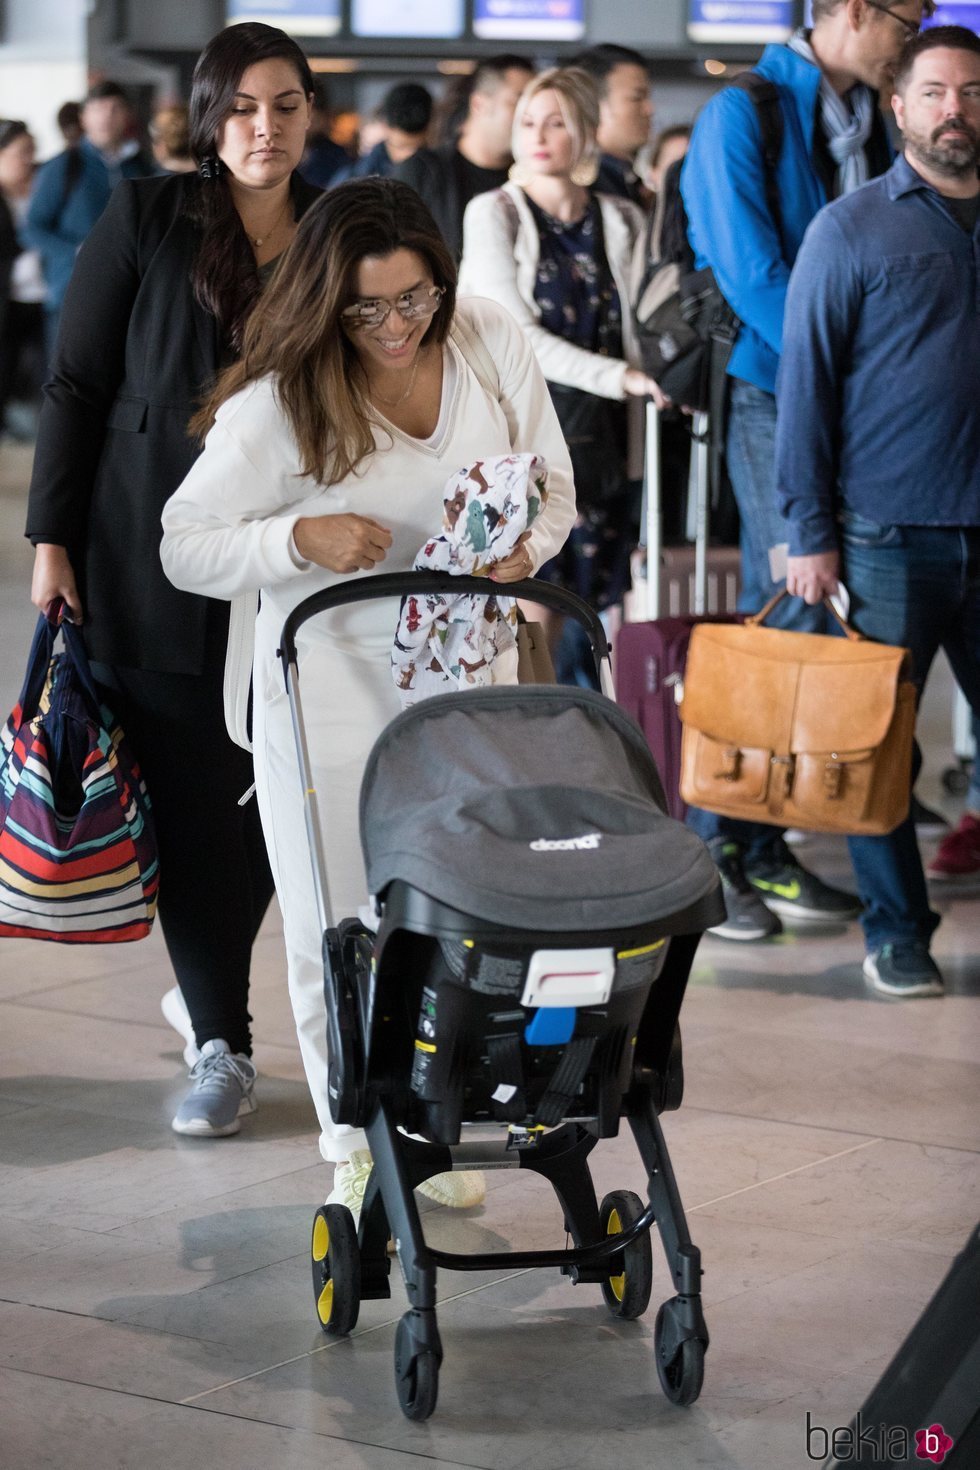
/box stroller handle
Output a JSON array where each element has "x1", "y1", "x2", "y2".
[
  {"x1": 276, "y1": 571, "x2": 613, "y2": 941},
  {"x1": 278, "y1": 571, "x2": 612, "y2": 674}
]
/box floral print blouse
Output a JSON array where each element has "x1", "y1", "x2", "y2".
[{"x1": 524, "y1": 193, "x2": 624, "y2": 359}]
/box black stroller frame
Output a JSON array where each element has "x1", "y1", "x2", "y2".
[{"x1": 279, "y1": 573, "x2": 723, "y2": 1421}]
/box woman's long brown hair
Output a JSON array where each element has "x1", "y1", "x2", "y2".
[{"x1": 190, "y1": 177, "x2": 458, "y2": 487}]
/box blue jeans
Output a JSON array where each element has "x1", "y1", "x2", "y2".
[
  {"x1": 687, "y1": 379, "x2": 829, "y2": 858},
  {"x1": 841, "y1": 516, "x2": 980, "y2": 950}
]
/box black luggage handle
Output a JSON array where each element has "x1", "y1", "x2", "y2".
[{"x1": 278, "y1": 571, "x2": 611, "y2": 671}]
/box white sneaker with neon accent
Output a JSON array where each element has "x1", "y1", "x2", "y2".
[
  {"x1": 325, "y1": 1149, "x2": 375, "y2": 1224},
  {"x1": 418, "y1": 1171, "x2": 486, "y2": 1209}
]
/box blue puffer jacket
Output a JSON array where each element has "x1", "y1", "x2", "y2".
[
  {"x1": 25, "y1": 139, "x2": 156, "y2": 311},
  {"x1": 680, "y1": 44, "x2": 891, "y2": 395}
]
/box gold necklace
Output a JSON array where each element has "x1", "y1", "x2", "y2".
[
  {"x1": 370, "y1": 352, "x2": 421, "y2": 409},
  {"x1": 244, "y1": 193, "x2": 291, "y2": 248}
]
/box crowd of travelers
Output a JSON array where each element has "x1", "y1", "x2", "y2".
[{"x1": 2, "y1": 2, "x2": 977, "y2": 1218}]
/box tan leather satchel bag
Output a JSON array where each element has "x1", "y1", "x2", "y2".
[{"x1": 678, "y1": 592, "x2": 916, "y2": 835}]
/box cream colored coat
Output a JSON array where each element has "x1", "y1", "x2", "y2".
[{"x1": 459, "y1": 183, "x2": 647, "y2": 472}]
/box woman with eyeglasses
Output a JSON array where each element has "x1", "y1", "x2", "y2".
[
  {"x1": 25, "y1": 23, "x2": 322, "y2": 1140},
  {"x1": 160, "y1": 176, "x2": 575, "y2": 1215}
]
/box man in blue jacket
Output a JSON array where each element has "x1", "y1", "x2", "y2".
[
  {"x1": 776, "y1": 25, "x2": 980, "y2": 998},
  {"x1": 26, "y1": 80, "x2": 155, "y2": 357},
  {"x1": 679, "y1": 0, "x2": 922, "y2": 941}
]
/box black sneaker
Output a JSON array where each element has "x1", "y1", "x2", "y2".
[
  {"x1": 744, "y1": 840, "x2": 861, "y2": 921},
  {"x1": 863, "y1": 943, "x2": 944, "y2": 998},
  {"x1": 706, "y1": 839, "x2": 782, "y2": 942}
]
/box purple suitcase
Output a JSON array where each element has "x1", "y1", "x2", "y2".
[{"x1": 616, "y1": 404, "x2": 740, "y2": 820}]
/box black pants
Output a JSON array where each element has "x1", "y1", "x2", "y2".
[
  {"x1": 92, "y1": 626, "x2": 274, "y2": 1057},
  {"x1": 0, "y1": 300, "x2": 45, "y2": 426}
]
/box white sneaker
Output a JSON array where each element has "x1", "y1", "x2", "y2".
[
  {"x1": 326, "y1": 1149, "x2": 375, "y2": 1225},
  {"x1": 161, "y1": 986, "x2": 200, "y2": 1067},
  {"x1": 418, "y1": 1171, "x2": 486, "y2": 1209}
]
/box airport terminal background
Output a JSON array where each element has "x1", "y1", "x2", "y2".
[{"x1": 1, "y1": 2, "x2": 979, "y2": 1467}]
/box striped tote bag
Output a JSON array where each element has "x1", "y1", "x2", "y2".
[{"x1": 0, "y1": 607, "x2": 158, "y2": 943}]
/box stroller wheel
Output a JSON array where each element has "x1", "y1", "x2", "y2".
[
  {"x1": 654, "y1": 1302, "x2": 705, "y2": 1406},
  {"x1": 599, "y1": 1190, "x2": 653, "y2": 1320},
  {"x1": 394, "y1": 1313, "x2": 439, "y2": 1421},
  {"x1": 311, "y1": 1205, "x2": 361, "y2": 1336}
]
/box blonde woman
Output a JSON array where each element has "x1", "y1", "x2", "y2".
[{"x1": 459, "y1": 67, "x2": 664, "y2": 655}]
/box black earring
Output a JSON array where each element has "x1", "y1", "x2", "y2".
[{"x1": 198, "y1": 155, "x2": 223, "y2": 181}]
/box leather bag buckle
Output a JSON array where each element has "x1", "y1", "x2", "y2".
[
  {"x1": 714, "y1": 746, "x2": 742, "y2": 782},
  {"x1": 770, "y1": 753, "x2": 795, "y2": 800},
  {"x1": 823, "y1": 758, "x2": 844, "y2": 800}
]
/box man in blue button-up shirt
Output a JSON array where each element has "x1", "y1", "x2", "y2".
[{"x1": 776, "y1": 25, "x2": 980, "y2": 999}]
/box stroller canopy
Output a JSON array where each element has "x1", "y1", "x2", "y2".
[{"x1": 360, "y1": 686, "x2": 722, "y2": 934}]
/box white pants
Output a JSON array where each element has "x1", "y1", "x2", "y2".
[
  {"x1": 251, "y1": 604, "x2": 518, "y2": 1164},
  {"x1": 252, "y1": 615, "x2": 404, "y2": 1163}
]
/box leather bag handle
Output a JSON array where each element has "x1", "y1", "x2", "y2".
[{"x1": 747, "y1": 588, "x2": 864, "y2": 642}]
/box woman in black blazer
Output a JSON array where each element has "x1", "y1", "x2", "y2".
[{"x1": 26, "y1": 23, "x2": 321, "y2": 1138}]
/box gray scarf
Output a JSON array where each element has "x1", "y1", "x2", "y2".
[{"x1": 788, "y1": 29, "x2": 874, "y2": 196}]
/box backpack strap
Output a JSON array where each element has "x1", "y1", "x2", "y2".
[
  {"x1": 730, "y1": 72, "x2": 785, "y2": 239},
  {"x1": 498, "y1": 185, "x2": 520, "y2": 245}
]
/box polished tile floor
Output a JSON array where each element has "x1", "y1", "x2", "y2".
[{"x1": 1, "y1": 442, "x2": 978, "y2": 1470}]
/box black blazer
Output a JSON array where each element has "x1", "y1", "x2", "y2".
[{"x1": 26, "y1": 171, "x2": 322, "y2": 674}]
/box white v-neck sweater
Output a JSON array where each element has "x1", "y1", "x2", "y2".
[{"x1": 162, "y1": 297, "x2": 574, "y2": 655}]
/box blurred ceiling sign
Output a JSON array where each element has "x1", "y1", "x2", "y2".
[
  {"x1": 688, "y1": 1, "x2": 795, "y2": 45},
  {"x1": 226, "y1": 0, "x2": 342, "y2": 38},
  {"x1": 473, "y1": 0, "x2": 585, "y2": 42}
]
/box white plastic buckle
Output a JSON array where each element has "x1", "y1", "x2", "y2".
[{"x1": 520, "y1": 948, "x2": 616, "y2": 1009}]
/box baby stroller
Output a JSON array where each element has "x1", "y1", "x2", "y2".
[{"x1": 279, "y1": 572, "x2": 724, "y2": 1422}]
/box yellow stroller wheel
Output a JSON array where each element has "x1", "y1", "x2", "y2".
[
  {"x1": 311, "y1": 1204, "x2": 361, "y2": 1336},
  {"x1": 599, "y1": 1189, "x2": 654, "y2": 1320}
]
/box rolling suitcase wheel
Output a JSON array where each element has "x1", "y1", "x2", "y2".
[
  {"x1": 311, "y1": 1204, "x2": 361, "y2": 1336},
  {"x1": 654, "y1": 1300, "x2": 705, "y2": 1406},
  {"x1": 599, "y1": 1189, "x2": 654, "y2": 1320},
  {"x1": 394, "y1": 1312, "x2": 439, "y2": 1420}
]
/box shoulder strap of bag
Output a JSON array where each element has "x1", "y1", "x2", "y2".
[
  {"x1": 498, "y1": 186, "x2": 520, "y2": 246},
  {"x1": 730, "y1": 72, "x2": 785, "y2": 238},
  {"x1": 451, "y1": 311, "x2": 501, "y2": 399}
]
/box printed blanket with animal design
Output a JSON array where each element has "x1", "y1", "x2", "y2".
[{"x1": 391, "y1": 453, "x2": 548, "y2": 707}]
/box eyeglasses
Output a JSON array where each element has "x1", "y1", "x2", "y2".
[
  {"x1": 864, "y1": 1, "x2": 921, "y2": 39},
  {"x1": 340, "y1": 284, "x2": 445, "y2": 331}
]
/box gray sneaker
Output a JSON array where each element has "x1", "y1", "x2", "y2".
[
  {"x1": 171, "y1": 1039, "x2": 257, "y2": 1137},
  {"x1": 707, "y1": 839, "x2": 783, "y2": 942},
  {"x1": 863, "y1": 944, "x2": 944, "y2": 999}
]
